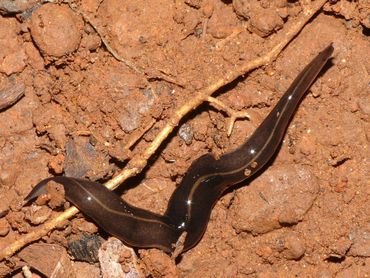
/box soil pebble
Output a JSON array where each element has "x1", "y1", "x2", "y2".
[
  {"x1": 64, "y1": 137, "x2": 110, "y2": 179},
  {"x1": 139, "y1": 249, "x2": 177, "y2": 277},
  {"x1": 232, "y1": 0, "x2": 255, "y2": 19},
  {"x1": 230, "y1": 164, "x2": 319, "y2": 234},
  {"x1": 279, "y1": 233, "x2": 306, "y2": 260},
  {"x1": 178, "y1": 123, "x2": 194, "y2": 145},
  {"x1": 24, "y1": 205, "x2": 52, "y2": 225},
  {"x1": 30, "y1": 3, "x2": 83, "y2": 57},
  {"x1": 68, "y1": 233, "x2": 103, "y2": 263},
  {"x1": 18, "y1": 243, "x2": 75, "y2": 277},
  {"x1": 96, "y1": 0, "x2": 174, "y2": 59},
  {"x1": 48, "y1": 153, "x2": 65, "y2": 174},
  {"x1": 45, "y1": 181, "x2": 66, "y2": 209},
  {"x1": 5, "y1": 211, "x2": 29, "y2": 233},
  {"x1": 329, "y1": 237, "x2": 352, "y2": 258},
  {"x1": 71, "y1": 218, "x2": 98, "y2": 234},
  {"x1": 0, "y1": 17, "x2": 26, "y2": 75},
  {"x1": 248, "y1": 8, "x2": 284, "y2": 37},
  {"x1": 348, "y1": 228, "x2": 370, "y2": 257},
  {"x1": 72, "y1": 262, "x2": 101, "y2": 278},
  {"x1": 116, "y1": 89, "x2": 155, "y2": 133},
  {"x1": 98, "y1": 238, "x2": 141, "y2": 278},
  {"x1": 0, "y1": 0, "x2": 38, "y2": 14},
  {"x1": 335, "y1": 263, "x2": 370, "y2": 278}
]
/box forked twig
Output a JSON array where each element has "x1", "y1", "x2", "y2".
[
  {"x1": 0, "y1": 0, "x2": 328, "y2": 261},
  {"x1": 206, "y1": 96, "x2": 252, "y2": 136}
]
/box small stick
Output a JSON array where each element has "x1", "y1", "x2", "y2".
[
  {"x1": 171, "y1": 231, "x2": 187, "y2": 260},
  {"x1": 0, "y1": 0, "x2": 328, "y2": 261},
  {"x1": 67, "y1": 2, "x2": 158, "y2": 99},
  {"x1": 207, "y1": 96, "x2": 251, "y2": 136},
  {"x1": 123, "y1": 118, "x2": 156, "y2": 151},
  {"x1": 215, "y1": 27, "x2": 244, "y2": 50},
  {"x1": 67, "y1": 2, "x2": 141, "y2": 74},
  {"x1": 259, "y1": 192, "x2": 270, "y2": 205}
]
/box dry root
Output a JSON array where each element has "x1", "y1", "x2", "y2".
[{"x1": 207, "y1": 96, "x2": 252, "y2": 136}]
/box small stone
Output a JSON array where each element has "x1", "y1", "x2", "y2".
[
  {"x1": 233, "y1": 0, "x2": 254, "y2": 19},
  {"x1": 0, "y1": 0, "x2": 39, "y2": 14},
  {"x1": 68, "y1": 234, "x2": 103, "y2": 263},
  {"x1": 178, "y1": 124, "x2": 194, "y2": 145},
  {"x1": 116, "y1": 89, "x2": 154, "y2": 133},
  {"x1": 256, "y1": 246, "x2": 273, "y2": 260},
  {"x1": 25, "y1": 205, "x2": 52, "y2": 225},
  {"x1": 71, "y1": 262, "x2": 100, "y2": 278},
  {"x1": 48, "y1": 153, "x2": 65, "y2": 174},
  {"x1": 278, "y1": 207, "x2": 300, "y2": 225},
  {"x1": 230, "y1": 164, "x2": 319, "y2": 235},
  {"x1": 108, "y1": 142, "x2": 130, "y2": 162},
  {"x1": 276, "y1": 7, "x2": 289, "y2": 19},
  {"x1": 139, "y1": 249, "x2": 177, "y2": 277},
  {"x1": 0, "y1": 163, "x2": 17, "y2": 187},
  {"x1": 6, "y1": 211, "x2": 29, "y2": 233},
  {"x1": 47, "y1": 123, "x2": 67, "y2": 149},
  {"x1": 46, "y1": 181, "x2": 66, "y2": 209},
  {"x1": 30, "y1": 3, "x2": 83, "y2": 57},
  {"x1": 360, "y1": 15, "x2": 370, "y2": 29},
  {"x1": 297, "y1": 135, "x2": 316, "y2": 156},
  {"x1": 329, "y1": 237, "x2": 352, "y2": 258},
  {"x1": 0, "y1": 17, "x2": 26, "y2": 75},
  {"x1": 72, "y1": 218, "x2": 98, "y2": 234},
  {"x1": 248, "y1": 8, "x2": 284, "y2": 37},
  {"x1": 281, "y1": 234, "x2": 306, "y2": 260},
  {"x1": 64, "y1": 137, "x2": 110, "y2": 180},
  {"x1": 244, "y1": 168, "x2": 252, "y2": 177},
  {"x1": 81, "y1": 33, "x2": 101, "y2": 52},
  {"x1": 99, "y1": 238, "x2": 141, "y2": 278},
  {"x1": 357, "y1": 96, "x2": 370, "y2": 115},
  {"x1": 0, "y1": 49, "x2": 27, "y2": 75},
  {"x1": 18, "y1": 243, "x2": 75, "y2": 277},
  {"x1": 348, "y1": 228, "x2": 370, "y2": 257}
]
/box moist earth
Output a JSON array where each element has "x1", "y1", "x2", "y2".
[{"x1": 0, "y1": 0, "x2": 369, "y2": 277}]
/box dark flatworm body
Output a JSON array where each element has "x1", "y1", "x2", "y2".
[{"x1": 26, "y1": 44, "x2": 334, "y2": 253}]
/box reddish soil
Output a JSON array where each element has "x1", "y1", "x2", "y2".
[{"x1": 0, "y1": 0, "x2": 369, "y2": 277}]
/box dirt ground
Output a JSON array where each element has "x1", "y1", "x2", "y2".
[{"x1": 0, "y1": 0, "x2": 369, "y2": 277}]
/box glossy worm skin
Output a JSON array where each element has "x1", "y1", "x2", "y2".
[{"x1": 26, "y1": 44, "x2": 334, "y2": 253}]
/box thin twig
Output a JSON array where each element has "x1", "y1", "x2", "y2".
[
  {"x1": 123, "y1": 118, "x2": 156, "y2": 151},
  {"x1": 207, "y1": 96, "x2": 251, "y2": 136},
  {"x1": 67, "y1": 2, "x2": 142, "y2": 74},
  {"x1": 67, "y1": 2, "x2": 158, "y2": 99},
  {"x1": 0, "y1": 0, "x2": 328, "y2": 261}
]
